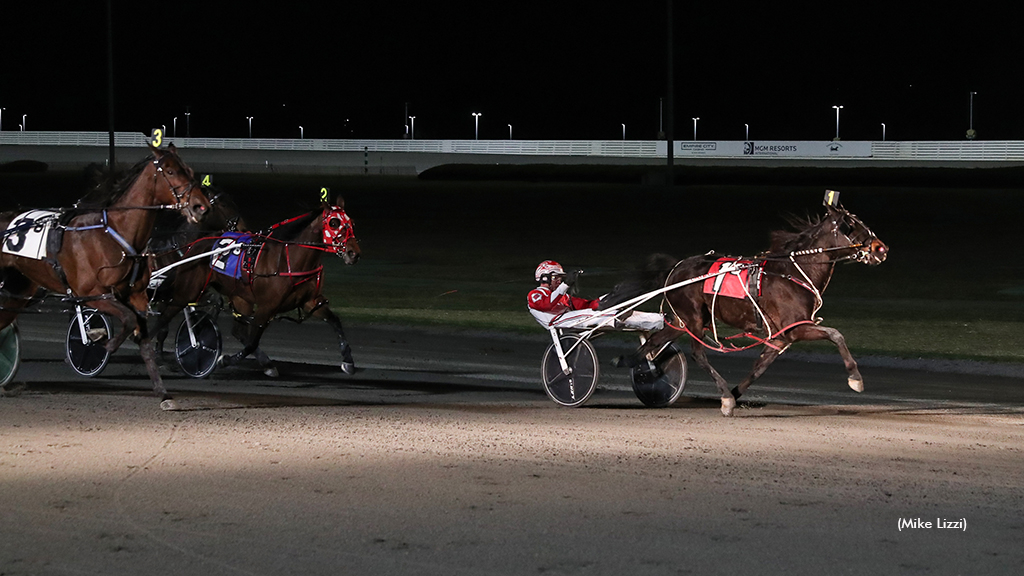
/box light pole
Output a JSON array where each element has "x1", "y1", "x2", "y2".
[
  {"x1": 832, "y1": 105, "x2": 843, "y2": 140},
  {"x1": 409, "y1": 116, "x2": 415, "y2": 140},
  {"x1": 968, "y1": 91, "x2": 977, "y2": 139},
  {"x1": 185, "y1": 111, "x2": 191, "y2": 137},
  {"x1": 299, "y1": 126, "x2": 304, "y2": 139},
  {"x1": 881, "y1": 123, "x2": 886, "y2": 141},
  {"x1": 246, "y1": 116, "x2": 253, "y2": 138},
  {"x1": 22, "y1": 114, "x2": 27, "y2": 131},
  {"x1": 622, "y1": 123, "x2": 626, "y2": 140},
  {"x1": 472, "y1": 112, "x2": 482, "y2": 139},
  {"x1": 0, "y1": 107, "x2": 5, "y2": 131},
  {"x1": 692, "y1": 117, "x2": 699, "y2": 141},
  {"x1": 173, "y1": 117, "x2": 177, "y2": 137},
  {"x1": 745, "y1": 123, "x2": 749, "y2": 140},
  {"x1": 508, "y1": 124, "x2": 512, "y2": 140}
]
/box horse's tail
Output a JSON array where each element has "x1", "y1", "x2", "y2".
[{"x1": 598, "y1": 253, "x2": 680, "y2": 310}]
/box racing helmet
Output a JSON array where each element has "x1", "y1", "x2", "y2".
[{"x1": 535, "y1": 260, "x2": 565, "y2": 283}]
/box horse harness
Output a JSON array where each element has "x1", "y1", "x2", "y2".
[
  {"x1": 661, "y1": 214, "x2": 875, "y2": 353},
  {"x1": 203, "y1": 207, "x2": 356, "y2": 292},
  {"x1": 0, "y1": 154, "x2": 201, "y2": 303}
]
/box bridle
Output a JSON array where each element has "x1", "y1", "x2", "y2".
[
  {"x1": 153, "y1": 153, "x2": 198, "y2": 211},
  {"x1": 322, "y1": 207, "x2": 357, "y2": 255},
  {"x1": 830, "y1": 210, "x2": 882, "y2": 264}
]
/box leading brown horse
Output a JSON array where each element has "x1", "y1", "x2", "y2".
[
  {"x1": 0, "y1": 143, "x2": 210, "y2": 408},
  {"x1": 604, "y1": 194, "x2": 888, "y2": 416}
]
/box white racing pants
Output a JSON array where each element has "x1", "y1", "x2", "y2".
[{"x1": 530, "y1": 308, "x2": 664, "y2": 332}]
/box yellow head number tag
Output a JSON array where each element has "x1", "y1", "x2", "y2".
[
  {"x1": 320, "y1": 187, "x2": 330, "y2": 203},
  {"x1": 824, "y1": 189, "x2": 840, "y2": 207},
  {"x1": 149, "y1": 128, "x2": 163, "y2": 148},
  {"x1": 202, "y1": 174, "x2": 212, "y2": 187}
]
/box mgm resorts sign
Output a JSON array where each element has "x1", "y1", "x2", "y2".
[{"x1": 675, "y1": 141, "x2": 871, "y2": 158}]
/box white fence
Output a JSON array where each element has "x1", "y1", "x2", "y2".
[{"x1": 4, "y1": 131, "x2": 1024, "y2": 162}]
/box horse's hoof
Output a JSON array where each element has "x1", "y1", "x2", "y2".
[
  {"x1": 159, "y1": 399, "x2": 180, "y2": 411},
  {"x1": 848, "y1": 377, "x2": 864, "y2": 393},
  {"x1": 217, "y1": 354, "x2": 230, "y2": 368},
  {"x1": 341, "y1": 362, "x2": 356, "y2": 375},
  {"x1": 263, "y1": 367, "x2": 279, "y2": 378},
  {"x1": 720, "y1": 396, "x2": 736, "y2": 417}
]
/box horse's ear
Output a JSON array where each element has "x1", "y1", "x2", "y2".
[
  {"x1": 334, "y1": 195, "x2": 345, "y2": 209},
  {"x1": 167, "y1": 142, "x2": 177, "y2": 154}
]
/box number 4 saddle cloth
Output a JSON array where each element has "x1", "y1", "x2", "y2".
[{"x1": 703, "y1": 257, "x2": 763, "y2": 300}]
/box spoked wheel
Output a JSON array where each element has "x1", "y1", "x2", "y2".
[
  {"x1": 65, "y1": 310, "x2": 112, "y2": 377},
  {"x1": 175, "y1": 310, "x2": 221, "y2": 379},
  {"x1": 0, "y1": 323, "x2": 21, "y2": 387},
  {"x1": 631, "y1": 342, "x2": 688, "y2": 407},
  {"x1": 541, "y1": 334, "x2": 600, "y2": 407}
]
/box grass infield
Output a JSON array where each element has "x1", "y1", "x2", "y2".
[{"x1": 2, "y1": 168, "x2": 1022, "y2": 364}]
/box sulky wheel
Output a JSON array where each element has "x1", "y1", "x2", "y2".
[
  {"x1": 631, "y1": 342, "x2": 687, "y2": 407},
  {"x1": 541, "y1": 334, "x2": 600, "y2": 407},
  {"x1": 175, "y1": 310, "x2": 221, "y2": 379},
  {"x1": 65, "y1": 310, "x2": 112, "y2": 378},
  {"x1": 0, "y1": 323, "x2": 21, "y2": 387}
]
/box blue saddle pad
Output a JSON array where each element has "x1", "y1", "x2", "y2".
[{"x1": 210, "y1": 232, "x2": 254, "y2": 279}]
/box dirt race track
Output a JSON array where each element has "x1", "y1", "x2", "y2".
[{"x1": 2, "y1": 319, "x2": 1024, "y2": 574}]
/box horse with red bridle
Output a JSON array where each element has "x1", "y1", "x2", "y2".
[
  {"x1": 604, "y1": 192, "x2": 888, "y2": 416},
  {"x1": 0, "y1": 143, "x2": 210, "y2": 408},
  {"x1": 150, "y1": 196, "x2": 361, "y2": 377}
]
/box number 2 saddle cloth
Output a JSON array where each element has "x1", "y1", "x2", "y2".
[
  {"x1": 209, "y1": 232, "x2": 261, "y2": 280},
  {"x1": 702, "y1": 257, "x2": 763, "y2": 300}
]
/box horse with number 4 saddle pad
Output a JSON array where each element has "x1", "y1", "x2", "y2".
[
  {"x1": 150, "y1": 197, "x2": 361, "y2": 378},
  {"x1": 602, "y1": 191, "x2": 888, "y2": 417}
]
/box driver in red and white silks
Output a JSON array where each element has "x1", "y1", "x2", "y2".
[{"x1": 528, "y1": 260, "x2": 663, "y2": 331}]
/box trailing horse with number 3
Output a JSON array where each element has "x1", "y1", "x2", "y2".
[
  {"x1": 603, "y1": 191, "x2": 888, "y2": 416},
  {"x1": 0, "y1": 143, "x2": 211, "y2": 408}
]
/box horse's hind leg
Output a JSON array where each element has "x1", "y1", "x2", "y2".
[
  {"x1": 790, "y1": 324, "x2": 864, "y2": 392},
  {"x1": 689, "y1": 340, "x2": 738, "y2": 416},
  {"x1": 219, "y1": 310, "x2": 274, "y2": 376},
  {"x1": 305, "y1": 296, "x2": 355, "y2": 375},
  {"x1": 732, "y1": 345, "x2": 786, "y2": 399}
]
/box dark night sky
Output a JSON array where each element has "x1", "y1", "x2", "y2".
[{"x1": 2, "y1": 3, "x2": 1019, "y2": 142}]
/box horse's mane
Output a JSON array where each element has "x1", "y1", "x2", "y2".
[
  {"x1": 766, "y1": 212, "x2": 830, "y2": 254},
  {"x1": 76, "y1": 156, "x2": 153, "y2": 209},
  {"x1": 266, "y1": 208, "x2": 323, "y2": 241}
]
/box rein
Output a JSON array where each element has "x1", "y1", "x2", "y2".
[{"x1": 662, "y1": 222, "x2": 873, "y2": 351}]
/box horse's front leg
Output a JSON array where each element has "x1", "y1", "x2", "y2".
[
  {"x1": 148, "y1": 301, "x2": 183, "y2": 363},
  {"x1": 95, "y1": 294, "x2": 174, "y2": 407},
  {"x1": 790, "y1": 324, "x2": 864, "y2": 392},
  {"x1": 304, "y1": 295, "x2": 355, "y2": 375}
]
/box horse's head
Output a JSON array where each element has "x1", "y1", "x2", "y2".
[
  {"x1": 148, "y1": 142, "x2": 210, "y2": 224},
  {"x1": 826, "y1": 203, "x2": 888, "y2": 265},
  {"x1": 321, "y1": 197, "x2": 360, "y2": 265},
  {"x1": 205, "y1": 187, "x2": 248, "y2": 232}
]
